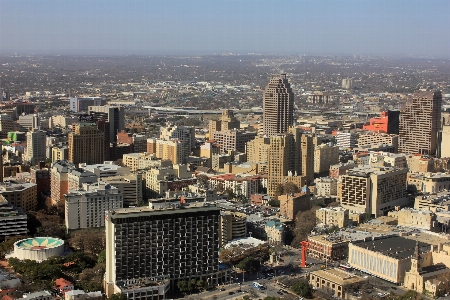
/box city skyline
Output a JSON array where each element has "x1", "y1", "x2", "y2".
[{"x1": 1, "y1": 0, "x2": 450, "y2": 57}]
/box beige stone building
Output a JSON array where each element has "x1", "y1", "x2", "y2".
[
  {"x1": 388, "y1": 208, "x2": 437, "y2": 231},
  {"x1": 369, "y1": 152, "x2": 407, "y2": 169},
  {"x1": 246, "y1": 136, "x2": 270, "y2": 164},
  {"x1": 123, "y1": 152, "x2": 172, "y2": 172},
  {"x1": 415, "y1": 192, "x2": 450, "y2": 212},
  {"x1": 358, "y1": 132, "x2": 399, "y2": 151},
  {"x1": 219, "y1": 211, "x2": 246, "y2": 246},
  {"x1": 264, "y1": 219, "x2": 285, "y2": 243},
  {"x1": 316, "y1": 206, "x2": 349, "y2": 228},
  {"x1": 23, "y1": 129, "x2": 47, "y2": 165},
  {"x1": 68, "y1": 123, "x2": 104, "y2": 165},
  {"x1": 314, "y1": 144, "x2": 339, "y2": 175},
  {"x1": 407, "y1": 172, "x2": 450, "y2": 194},
  {"x1": 339, "y1": 165, "x2": 408, "y2": 217},
  {"x1": 160, "y1": 124, "x2": 195, "y2": 158},
  {"x1": 208, "y1": 109, "x2": 240, "y2": 138},
  {"x1": 52, "y1": 146, "x2": 68, "y2": 163},
  {"x1": 147, "y1": 138, "x2": 185, "y2": 164},
  {"x1": 213, "y1": 129, "x2": 256, "y2": 154},
  {"x1": 145, "y1": 165, "x2": 192, "y2": 197},
  {"x1": 279, "y1": 191, "x2": 310, "y2": 221},
  {"x1": 315, "y1": 177, "x2": 338, "y2": 197},
  {"x1": 407, "y1": 154, "x2": 434, "y2": 173},
  {"x1": 309, "y1": 268, "x2": 366, "y2": 299},
  {"x1": 442, "y1": 124, "x2": 450, "y2": 158},
  {"x1": 101, "y1": 173, "x2": 143, "y2": 207},
  {"x1": 0, "y1": 181, "x2": 37, "y2": 213}
]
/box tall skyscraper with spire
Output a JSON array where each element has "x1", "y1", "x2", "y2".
[{"x1": 263, "y1": 74, "x2": 294, "y2": 136}]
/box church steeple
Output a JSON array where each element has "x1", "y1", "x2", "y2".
[{"x1": 411, "y1": 240, "x2": 421, "y2": 273}]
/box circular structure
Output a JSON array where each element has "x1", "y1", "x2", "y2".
[{"x1": 13, "y1": 237, "x2": 65, "y2": 261}]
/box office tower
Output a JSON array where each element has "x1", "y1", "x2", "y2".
[
  {"x1": 88, "y1": 106, "x2": 124, "y2": 142},
  {"x1": 208, "y1": 109, "x2": 240, "y2": 138},
  {"x1": 314, "y1": 144, "x2": 339, "y2": 176},
  {"x1": 23, "y1": 129, "x2": 46, "y2": 165},
  {"x1": 301, "y1": 134, "x2": 315, "y2": 184},
  {"x1": 95, "y1": 119, "x2": 111, "y2": 161},
  {"x1": 267, "y1": 134, "x2": 296, "y2": 197},
  {"x1": 399, "y1": 90, "x2": 442, "y2": 156},
  {"x1": 0, "y1": 114, "x2": 14, "y2": 139},
  {"x1": 339, "y1": 165, "x2": 407, "y2": 217},
  {"x1": 104, "y1": 204, "x2": 221, "y2": 298},
  {"x1": 212, "y1": 129, "x2": 256, "y2": 153},
  {"x1": 219, "y1": 211, "x2": 246, "y2": 247},
  {"x1": 263, "y1": 74, "x2": 294, "y2": 136},
  {"x1": 70, "y1": 97, "x2": 105, "y2": 112},
  {"x1": 51, "y1": 146, "x2": 69, "y2": 163},
  {"x1": 68, "y1": 123, "x2": 105, "y2": 165},
  {"x1": 65, "y1": 182, "x2": 123, "y2": 231}
]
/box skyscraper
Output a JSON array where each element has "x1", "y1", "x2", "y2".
[
  {"x1": 104, "y1": 204, "x2": 222, "y2": 298},
  {"x1": 263, "y1": 74, "x2": 294, "y2": 136},
  {"x1": 23, "y1": 129, "x2": 46, "y2": 165},
  {"x1": 88, "y1": 106, "x2": 124, "y2": 142},
  {"x1": 68, "y1": 123, "x2": 105, "y2": 165},
  {"x1": 399, "y1": 90, "x2": 442, "y2": 156}
]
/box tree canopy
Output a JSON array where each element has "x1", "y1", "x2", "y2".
[{"x1": 290, "y1": 280, "x2": 313, "y2": 298}]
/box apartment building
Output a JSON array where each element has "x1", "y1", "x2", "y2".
[
  {"x1": 358, "y1": 132, "x2": 399, "y2": 151},
  {"x1": 104, "y1": 204, "x2": 222, "y2": 298},
  {"x1": 123, "y1": 152, "x2": 172, "y2": 172},
  {"x1": 315, "y1": 177, "x2": 338, "y2": 197},
  {"x1": 335, "y1": 131, "x2": 359, "y2": 149},
  {"x1": 279, "y1": 190, "x2": 310, "y2": 221},
  {"x1": 0, "y1": 195, "x2": 27, "y2": 241},
  {"x1": 340, "y1": 166, "x2": 408, "y2": 217},
  {"x1": 160, "y1": 124, "x2": 195, "y2": 158},
  {"x1": 209, "y1": 173, "x2": 265, "y2": 199},
  {"x1": 314, "y1": 144, "x2": 339, "y2": 175},
  {"x1": 406, "y1": 154, "x2": 434, "y2": 173},
  {"x1": 316, "y1": 207, "x2": 349, "y2": 228},
  {"x1": 219, "y1": 211, "x2": 246, "y2": 246},
  {"x1": 212, "y1": 130, "x2": 256, "y2": 153},
  {"x1": 246, "y1": 136, "x2": 270, "y2": 164},
  {"x1": 50, "y1": 160, "x2": 76, "y2": 205},
  {"x1": 147, "y1": 138, "x2": 185, "y2": 164},
  {"x1": 65, "y1": 182, "x2": 123, "y2": 231},
  {"x1": 0, "y1": 181, "x2": 37, "y2": 213}
]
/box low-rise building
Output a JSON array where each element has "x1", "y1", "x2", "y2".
[
  {"x1": 388, "y1": 208, "x2": 437, "y2": 231},
  {"x1": 123, "y1": 152, "x2": 172, "y2": 172},
  {"x1": 55, "y1": 278, "x2": 74, "y2": 295},
  {"x1": 0, "y1": 181, "x2": 37, "y2": 213},
  {"x1": 408, "y1": 172, "x2": 450, "y2": 194},
  {"x1": 329, "y1": 161, "x2": 358, "y2": 179},
  {"x1": 65, "y1": 290, "x2": 102, "y2": 300},
  {"x1": 315, "y1": 177, "x2": 338, "y2": 197},
  {"x1": 265, "y1": 219, "x2": 285, "y2": 243},
  {"x1": 22, "y1": 291, "x2": 52, "y2": 300},
  {"x1": 308, "y1": 234, "x2": 349, "y2": 261},
  {"x1": 309, "y1": 268, "x2": 366, "y2": 299},
  {"x1": 316, "y1": 207, "x2": 349, "y2": 228},
  {"x1": 278, "y1": 189, "x2": 310, "y2": 221}
]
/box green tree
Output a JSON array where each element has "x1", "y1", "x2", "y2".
[
  {"x1": 177, "y1": 280, "x2": 188, "y2": 293},
  {"x1": 108, "y1": 293, "x2": 127, "y2": 300},
  {"x1": 187, "y1": 278, "x2": 197, "y2": 293},
  {"x1": 236, "y1": 257, "x2": 260, "y2": 273},
  {"x1": 268, "y1": 199, "x2": 280, "y2": 207},
  {"x1": 290, "y1": 280, "x2": 313, "y2": 298},
  {"x1": 397, "y1": 290, "x2": 421, "y2": 300},
  {"x1": 97, "y1": 250, "x2": 106, "y2": 264},
  {"x1": 275, "y1": 184, "x2": 284, "y2": 197}
]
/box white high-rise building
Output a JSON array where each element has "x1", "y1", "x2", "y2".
[{"x1": 24, "y1": 129, "x2": 46, "y2": 165}]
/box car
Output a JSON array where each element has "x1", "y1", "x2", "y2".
[
  {"x1": 219, "y1": 288, "x2": 225, "y2": 291},
  {"x1": 279, "y1": 270, "x2": 285, "y2": 274},
  {"x1": 277, "y1": 291, "x2": 283, "y2": 295},
  {"x1": 228, "y1": 291, "x2": 234, "y2": 295}
]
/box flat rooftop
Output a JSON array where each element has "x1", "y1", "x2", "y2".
[
  {"x1": 352, "y1": 236, "x2": 431, "y2": 260},
  {"x1": 311, "y1": 268, "x2": 366, "y2": 286}
]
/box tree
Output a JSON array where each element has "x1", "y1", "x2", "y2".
[
  {"x1": 219, "y1": 249, "x2": 233, "y2": 264},
  {"x1": 268, "y1": 199, "x2": 280, "y2": 207},
  {"x1": 216, "y1": 182, "x2": 224, "y2": 193},
  {"x1": 97, "y1": 249, "x2": 106, "y2": 264},
  {"x1": 290, "y1": 280, "x2": 313, "y2": 298},
  {"x1": 68, "y1": 229, "x2": 106, "y2": 257},
  {"x1": 397, "y1": 290, "x2": 422, "y2": 300},
  {"x1": 187, "y1": 278, "x2": 197, "y2": 293},
  {"x1": 236, "y1": 257, "x2": 260, "y2": 273},
  {"x1": 291, "y1": 207, "x2": 320, "y2": 247},
  {"x1": 197, "y1": 174, "x2": 209, "y2": 188},
  {"x1": 108, "y1": 293, "x2": 127, "y2": 300},
  {"x1": 283, "y1": 182, "x2": 299, "y2": 194},
  {"x1": 177, "y1": 280, "x2": 188, "y2": 293},
  {"x1": 224, "y1": 189, "x2": 236, "y2": 200},
  {"x1": 275, "y1": 184, "x2": 284, "y2": 197}
]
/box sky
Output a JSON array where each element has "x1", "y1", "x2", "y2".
[{"x1": 1, "y1": 0, "x2": 449, "y2": 56}]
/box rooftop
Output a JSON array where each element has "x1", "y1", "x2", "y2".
[{"x1": 311, "y1": 268, "x2": 366, "y2": 286}]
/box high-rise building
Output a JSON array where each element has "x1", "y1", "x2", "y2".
[
  {"x1": 147, "y1": 138, "x2": 185, "y2": 165},
  {"x1": 263, "y1": 74, "x2": 294, "y2": 136},
  {"x1": 339, "y1": 165, "x2": 408, "y2": 217},
  {"x1": 0, "y1": 114, "x2": 14, "y2": 139},
  {"x1": 104, "y1": 204, "x2": 222, "y2": 298},
  {"x1": 208, "y1": 109, "x2": 240, "y2": 138},
  {"x1": 70, "y1": 97, "x2": 106, "y2": 112},
  {"x1": 212, "y1": 129, "x2": 256, "y2": 153},
  {"x1": 23, "y1": 129, "x2": 47, "y2": 165},
  {"x1": 50, "y1": 160, "x2": 75, "y2": 206},
  {"x1": 399, "y1": 90, "x2": 442, "y2": 156},
  {"x1": 363, "y1": 111, "x2": 400, "y2": 134},
  {"x1": 0, "y1": 195, "x2": 27, "y2": 241},
  {"x1": 88, "y1": 106, "x2": 124, "y2": 142},
  {"x1": 65, "y1": 182, "x2": 123, "y2": 231},
  {"x1": 68, "y1": 123, "x2": 105, "y2": 165},
  {"x1": 160, "y1": 125, "x2": 195, "y2": 159},
  {"x1": 0, "y1": 181, "x2": 37, "y2": 213}
]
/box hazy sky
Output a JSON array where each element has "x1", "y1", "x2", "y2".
[{"x1": 1, "y1": 0, "x2": 449, "y2": 56}]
